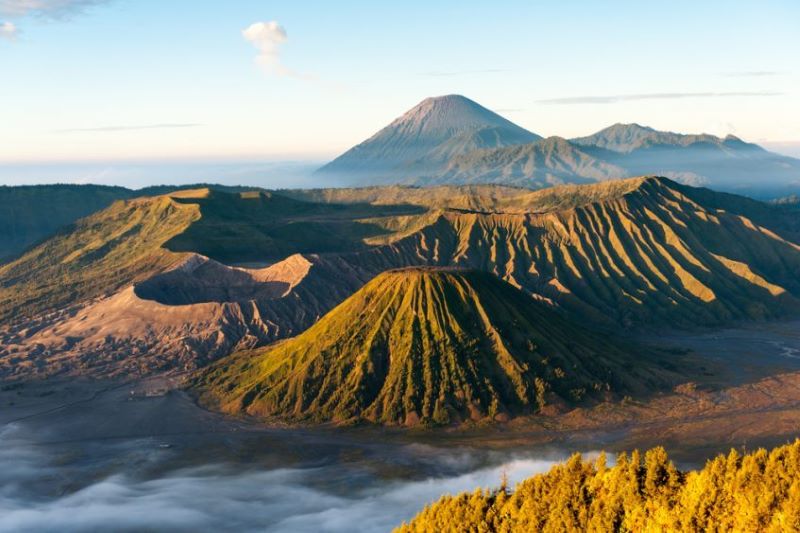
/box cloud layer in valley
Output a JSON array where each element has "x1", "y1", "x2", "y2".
[{"x1": 0, "y1": 423, "x2": 570, "y2": 533}]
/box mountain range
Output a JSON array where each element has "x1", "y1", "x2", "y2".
[
  {"x1": 317, "y1": 95, "x2": 800, "y2": 195},
  {"x1": 3, "y1": 176, "x2": 800, "y2": 385},
  {"x1": 4, "y1": 95, "x2": 800, "y2": 428},
  {"x1": 0, "y1": 183, "x2": 275, "y2": 261},
  {"x1": 2, "y1": 96, "x2": 797, "y2": 261}
]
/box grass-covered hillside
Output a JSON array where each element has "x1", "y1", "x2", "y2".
[
  {"x1": 0, "y1": 188, "x2": 419, "y2": 323},
  {"x1": 398, "y1": 439, "x2": 800, "y2": 532},
  {"x1": 0, "y1": 182, "x2": 278, "y2": 263},
  {"x1": 194, "y1": 268, "x2": 669, "y2": 426},
  {"x1": 0, "y1": 184, "x2": 133, "y2": 261},
  {"x1": 0, "y1": 193, "x2": 199, "y2": 323}
]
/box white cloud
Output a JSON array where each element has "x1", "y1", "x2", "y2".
[
  {"x1": 242, "y1": 20, "x2": 304, "y2": 77},
  {"x1": 0, "y1": 0, "x2": 108, "y2": 18},
  {"x1": 0, "y1": 20, "x2": 16, "y2": 40}
]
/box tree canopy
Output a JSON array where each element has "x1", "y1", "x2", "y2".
[{"x1": 398, "y1": 439, "x2": 800, "y2": 532}]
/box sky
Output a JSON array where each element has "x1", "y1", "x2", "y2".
[{"x1": 0, "y1": 0, "x2": 798, "y2": 186}]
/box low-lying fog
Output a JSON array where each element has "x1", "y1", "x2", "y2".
[
  {"x1": 5, "y1": 320, "x2": 800, "y2": 532},
  {"x1": 0, "y1": 421, "x2": 569, "y2": 533}
]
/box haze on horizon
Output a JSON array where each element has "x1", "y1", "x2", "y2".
[{"x1": 0, "y1": 0, "x2": 798, "y2": 187}]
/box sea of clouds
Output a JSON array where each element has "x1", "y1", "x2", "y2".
[{"x1": 0, "y1": 423, "x2": 572, "y2": 532}]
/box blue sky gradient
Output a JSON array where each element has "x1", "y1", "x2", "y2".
[{"x1": 0, "y1": 0, "x2": 798, "y2": 184}]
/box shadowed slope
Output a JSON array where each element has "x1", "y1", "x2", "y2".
[
  {"x1": 195, "y1": 269, "x2": 666, "y2": 426},
  {"x1": 0, "y1": 184, "x2": 134, "y2": 262},
  {"x1": 0, "y1": 183, "x2": 293, "y2": 264}
]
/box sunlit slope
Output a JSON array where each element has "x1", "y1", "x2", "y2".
[
  {"x1": 0, "y1": 193, "x2": 200, "y2": 323},
  {"x1": 195, "y1": 268, "x2": 666, "y2": 426},
  {"x1": 0, "y1": 188, "x2": 418, "y2": 323},
  {"x1": 398, "y1": 440, "x2": 800, "y2": 532},
  {"x1": 357, "y1": 177, "x2": 800, "y2": 327}
]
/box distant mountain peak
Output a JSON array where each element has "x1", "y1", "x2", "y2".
[
  {"x1": 317, "y1": 95, "x2": 540, "y2": 182},
  {"x1": 572, "y1": 123, "x2": 661, "y2": 153},
  {"x1": 385, "y1": 94, "x2": 522, "y2": 136},
  {"x1": 608, "y1": 122, "x2": 656, "y2": 132},
  {"x1": 398, "y1": 94, "x2": 506, "y2": 122},
  {"x1": 416, "y1": 93, "x2": 476, "y2": 106},
  {"x1": 318, "y1": 96, "x2": 799, "y2": 191}
]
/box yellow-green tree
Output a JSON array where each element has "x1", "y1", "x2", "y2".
[{"x1": 397, "y1": 439, "x2": 800, "y2": 532}]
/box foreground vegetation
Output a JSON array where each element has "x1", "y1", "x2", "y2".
[{"x1": 398, "y1": 440, "x2": 800, "y2": 532}]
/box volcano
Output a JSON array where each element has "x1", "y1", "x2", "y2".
[{"x1": 194, "y1": 268, "x2": 667, "y2": 426}]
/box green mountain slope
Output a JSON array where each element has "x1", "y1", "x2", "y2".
[
  {"x1": 0, "y1": 187, "x2": 419, "y2": 323},
  {"x1": 0, "y1": 193, "x2": 199, "y2": 323},
  {"x1": 161, "y1": 189, "x2": 419, "y2": 263},
  {"x1": 0, "y1": 182, "x2": 287, "y2": 264},
  {"x1": 194, "y1": 268, "x2": 668, "y2": 426},
  {"x1": 0, "y1": 184, "x2": 133, "y2": 261}
]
